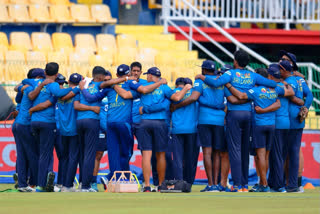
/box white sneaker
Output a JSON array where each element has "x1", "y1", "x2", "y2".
[
  {"x1": 298, "y1": 186, "x2": 304, "y2": 193},
  {"x1": 18, "y1": 186, "x2": 35, "y2": 192},
  {"x1": 54, "y1": 185, "x2": 61, "y2": 192},
  {"x1": 88, "y1": 188, "x2": 97, "y2": 192},
  {"x1": 78, "y1": 183, "x2": 82, "y2": 190}
]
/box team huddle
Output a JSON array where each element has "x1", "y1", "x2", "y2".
[{"x1": 11, "y1": 49, "x2": 313, "y2": 193}]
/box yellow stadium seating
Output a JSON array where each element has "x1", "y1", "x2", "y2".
[
  {"x1": 115, "y1": 25, "x2": 164, "y2": 34},
  {"x1": 47, "y1": 51, "x2": 68, "y2": 76},
  {"x1": 30, "y1": 0, "x2": 49, "y2": 4},
  {"x1": 96, "y1": 33, "x2": 116, "y2": 57},
  {"x1": 136, "y1": 48, "x2": 157, "y2": 67},
  {"x1": 31, "y1": 32, "x2": 53, "y2": 53},
  {"x1": 89, "y1": 54, "x2": 112, "y2": 68},
  {"x1": 10, "y1": 0, "x2": 29, "y2": 4},
  {"x1": 0, "y1": 0, "x2": 9, "y2": 3},
  {"x1": 29, "y1": 4, "x2": 53, "y2": 23},
  {"x1": 116, "y1": 47, "x2": 137, "y2": 65},
  {"x1": 0, "y1": 32, "x2": 9, "y2": 54},
  {"x1": 26, "y1": 51, "x2": 47, "y2": 70},
  {"x1": 49, "y1": 5, "x2": 74, "y2": 23},
  {"x1": 75, "y1": 33, "x2": 96, "y2": 54},
  {"x1": 52, "y1": 32, "x2": 74, "y2": 54},
  {"x1": 78, "y1": 0, "x2": 102, "y2": 4},
  {"x1": 0, "y1": 5, "x2": 13, "y2": 23},
  {"x1": 10, "y1": 32, "x2": 32, "y2": 52},
  {"x1": 70, "y1": 4, "x2": 95, "y2": 23},
  {"x1": 8, "y1": 4, "x2": 32, "y2": 23},
  {"x1": 49, "y1": 0, "x2": 70, "y2": 5},
  {"x1": 5, "y1": 50, "x2": 26, "y2": 82},
  {"x1": 90, "y1": 4, "x2": 117, "y2": 24},
  {"x1": 69, "y1": 52, "x2": 90, "y2": 77},
  {"x1": 116, "y1": 34, "x2": 137, "y2": 49}
]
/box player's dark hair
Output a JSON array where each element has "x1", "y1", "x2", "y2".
[
  {"x1": 175, "y1": 77, "x2": 185, "y2": 86},
  {"x1": 203, "y1": 68, "x2": 215, "y2": 74},
  {"x1": 92, "y1": 66, "x2": 106, "y2": 77},
  {"x1": 45, "y1": 62, "x2": 59, "y2": 76},
  {"x1": 130, "y1": 62, "x2": 142, "y2": 70},
  {"x1": 234, "y1": 50, "x2": 249, "y2": 68},
  {"x1": 255, "y1": 68, "x2": 268, "y2": 78},
  {"x1": 184, "y1": 77, "x2": 193, "y2": 85},
  {"x1": 27, "y1": 68, "x2": 36, "y2": 79}
]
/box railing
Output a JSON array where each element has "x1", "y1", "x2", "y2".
[{"x1": 164, "y1": 0, "x2": 320, "y2": 30}]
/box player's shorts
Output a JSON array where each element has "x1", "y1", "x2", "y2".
[
  {"x1": 197, "y1": 124, "x2": 226, "y2": 151},
  {"x1": 138, "y1": 119, "x2": 168, "y2": 152},
  {"x1": 253, "y1": 125, "x2": 275, "y2": 151},
  {"x1": 96, "y1": 131, "x2": 107, "y2": 152}
]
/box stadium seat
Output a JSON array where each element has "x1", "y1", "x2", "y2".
[
  {"x1": 49, "y1": 5, "x2": 74, "y2": 23},
  {"x1": 5, "y1": 50, "x2": 26, "y2": 82},
  {"x1": 8, "y1": 4, "x2": 32, "y2": 23},
  {"x1": 47, "y1": 51, "x2": 68, "y2": 76},
  {"x1": 0, "y1": 0, "x2": 9, "y2": 3},
  {"x1": 70, "y1": 4, "x2": 95, "y2": 23},
  {"x1": 136, "y1": 48, "x2": 157, "y2": 67},
  {"x1": 49, "y1": 0, "x2": 70, "y2": 5},
  {"x1": 52, "y1": 32, "x2": 74, "y2": 54},
  {"x1": 116, "y1": 34, "x2": 137, "y2": 49},
  {"x1": 26, "y1": 51, "x2": 47, "y2": 70},
  {"x1": 90, "y1": 4, "x2": 117, "y2": 24},
  {"x1": 0, "y1": 5, "x2": 13, "y2": 23},
  {"x1": 116, "y1": 47, "x2": 137, "y2": 65},
  {"x1": 96, "y1": 33, "x2": 117, "y2": 56},
  {"x1": 0, "y1": 32, "x2": 9, "y2": 54},
  {"x1": 31, "y1": 32, "x2": 53, "y2": 53},
  {"x1": 89, "y1": 54, "x2": 113, "y2": 69},
  {"x1": 69, "y1": 52, "x2": 90, "y2": 77},
  {"x1": 75, "y1": 33, "x2": 96, "y2": 54},
  {"x1": 10, "y1": 32, "x2": 32, "y2": 52},
  {"x1": 10, "y1": 0, "x2": 29, "y2": 4},
  {"x1": 30, "y1": 0, "x2": 49, "y2": 4},
  {"x1": 29, "y1": 4, "x2": 53, "y2": 23}
]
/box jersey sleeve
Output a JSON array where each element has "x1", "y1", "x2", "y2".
[
  {"x1": 163, "y1": 85, "x2": 174, "y2": 99},
  {"x1": 203, "y1": 71, "x2": 232, "y2": 88},
  {"x1": 81, "y1": 88, "x2": 109, "y2": 103},
  {"x1": 275, "y1": 86, "x2": 285, "y2": 96},
  {"x1": 193, "y1": 79, "x2": 203, "y2": 94},
  {"x1": 143, "y1": 98, "x2": 171, "y2": 114},
  {"x1": 49, "y1": 96, "x2": 57, "y2": 105},
  {"x1": 128, "y1": 80, "x2": 142, "y2": 91},
  {"x1": 72, "y1": 86, "x2": 81, "y2": 95},
  {"x1": 301, "y1": 79, "x2": 314, "y2": 108},
  {"x1": 254, "y1": 73, "x2": 277, "y2": 88},
  {"x1": 130, "y1": 89, "x2": 139, "y2": 100},
  {"x1": 74, "y1": 94, "x2": 80, "y2": 101},
  {"x1": 48, "y1": 82, "x2": 72, "y2": 97},
  {"x1": 224, "y1": 87, "x2": 232, "y2": 97},
  {"x1": 21, "y1": 78, "x2": 36, "y2": 87},
  {"x1": 15, "y1": 86, "x2": 24, "y2": 104},
  {"x1": 246, "y1": 88, "x2": 256, "y2": 100}
]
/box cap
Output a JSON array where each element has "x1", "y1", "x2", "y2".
[
  {"x1": 267, "y1": 64, "x2": 281, "y2": 79},
  {"x1": 143, "y1": 67, "x2": 161, "y2": 77},
  {"x1": 69, "y1": 73, "x2": 82, "y2": 84},
  {"x1": 30, "y1": 68, "x2": 45, "y2": 79},
  {"x1": 117, "y1": 64, "x2": 130, "y2": 76},
  {"x1": 184, "y1": 77, "x2": 193, "y2": 85},
  {"x1": 279, "y1": 50, "x2": 298, "y2": 71},
  {"x1": 105, "y1": 70, "x2": 112, "y2": 77},
  {"x1": 175, "y1": 77, "x2": 185, "y2": 86},
  {"x1": 279, "y1": 60, "x2": 293, "y2": 72},
  {"x1": 56, "y1": 73, "x2": 67, "y2": 85},
  {"x1": 199, "y1": 60, "x2": 215, "y2": 70}
]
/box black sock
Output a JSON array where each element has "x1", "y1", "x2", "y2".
[{"x1": 298, "y1": 177, "x2": 302, "y2": 187}]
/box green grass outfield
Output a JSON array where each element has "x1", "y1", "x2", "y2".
[{"x1": 0, "y1": 184, "x2": 319, "y2": 214}]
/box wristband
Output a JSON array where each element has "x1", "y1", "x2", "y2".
[{"x1": 126, "y1": 76, "x2": 129, "y2": 81}]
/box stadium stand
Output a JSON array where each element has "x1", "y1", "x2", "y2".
[{"x1": 29, "y1": 4, "x2": 54, "y2": 23}]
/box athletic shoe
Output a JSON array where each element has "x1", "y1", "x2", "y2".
[
  {"x1": 298, "y1": 186, "x2": 304, "y2": 193},
  {"x1": 152, "y1": 186, "x2": 158, "y2": 192},
  {"x1": 252, "y1": 185, "x2": 270, "y2": 192},
  {"x1": 91, "y1": 183, "x2": 98, "y2": 192},
  {"x1": 81, "y1": 189, "x2": 90, "y2": 192},
  {"x1": 249, "y1": 183, "x2": 259, "y2": 192},
  {"x1": 207, "y1": 185, "x2": 220, "y2": 192},
  {"x1": 54, "y1": 184, "x2": 62, "y2": 192},
  {"x1": 100, "y1": 177, "x2": 108, "y2": 190},
  {"x1": 200, "y1": 185, "x2": 211, "y2": 192},
  {"x1": 218, "y1": 184, "x2": 230, "y2": 192},
  {"x1": 242, "y1": 185, "x2": 249, "y2": 192},
  {"x1": 278, "y1": 187, "x2": 287, "y2": 193},
  {"x1": 35, "y1": 186, "x2": 45, "y2": 192},
  {"x1": 286, "y1": 187, "x2": 300, "y2": 193},
  {"x1": 45, "y1": 172, "x2": 55, "y2": 192},
  {"x1": 18, "y1": 186, "x2": 35, "y2": 192},
  {"x1": 88, "y1": 188, "x2": 97, "y2": 192},
  {"x1": 143, "y1": 186, "x2": 151, "y2": 192},
  {"x1": 13, "y1": 173, "x2": 18, "y2": 189},
  {"x1": 229, "y1": 185, "x2": 241, "y2": 192},
  {"x1": 78, "y1": 182, "x2": 82, "y2": 190}
]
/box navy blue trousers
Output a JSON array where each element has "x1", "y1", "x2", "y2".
[
  {"x1": 268, "y1": 129, "x2": 289, "y2": 189},
  {"x1": 171, "y1": 133, "x2": 199, "y2": 184},
  {"x1": 54, "y1": 131, "x2": 65, "y2": 185},
  {"x1": 77, "y1": 119, "x2": 99, "y2": 189},
  {"x1": 226, "y1": 111, "x2": 251, "y2": 186},
  {"x1": 61, "y1": 135, "x2": 79, "y2": 188},
  {"x1": 283, "y1": 129, "x2": 303, "y2": 190},
  {"x1": 31, "y1": 121, "x2": 56, "y2": 188},
  {"x1": 12, "y1": 123, "x2": 39, "y2": 187},
  {"x1": 106, "y1": 122, "x2": 133, "y2": 180}
]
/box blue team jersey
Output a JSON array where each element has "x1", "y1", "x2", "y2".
[
  {"x1": 286, "y1": 76, "x2": 305, "y2": 129},
  {"x1": 194, "y1": 76, "x2": 225, "y2": 126},
  {"x1": 100, "y1": 96, "x2": 108, "y2": 132},
  {"x1": 246, "y1": 86, "x2": 284, "y2": 126},
  {"x1": 204, "y1": 69, "x2": 277, "y2": 111},
  {"x1": 76, "y1": 81, "x2": 102, "y2": 120},
  {"x1": 31, "y1": 82, "x2": 71, "y2": 123},
  {"x1": 275, "y1": 83, "x2": 290, "y2": 129},
  {"x1": 129, "y1": 79, "x2": 147, "y2": 124},
  {"x1": 104, "y1": 81, "x2": 138, "y2": 123},
  {"x1": 140, "y1": 82, "x2": 174, "y2": 120},
  {"x1": 15, "y1": 86, "x2": 34, "y2": 125},
  {"x1": 171, "y1": 88, "x2": 198, "y2": 134},
  {"x1": 56, "y1": 93, "x2": 78, "y2": 136}
]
